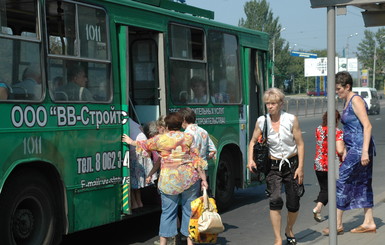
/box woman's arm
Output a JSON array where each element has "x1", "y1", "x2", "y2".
[
  {"x1": 207, "y1": 137, "x2": 217, "y2": 160},
  {"x1": 247, "y1": 120, "x2": 262, "y2": 172},
  {"x1": 336, "y1": 129, "x2": 345, "y2": 156},
  {"x1": 352, "y1": 96, "x2": 372, "y2": 166},
  {"x1": 292, "y1": 116, "x2": 305, "y2": 184},
  {"x1": 336, "y1": 140, "x2": 345, "y2": 156},
  {"x1": 197, "y1": 167, "x2": 208, "y2": 189},
  {"x1": 146, "y1": 157, "x2": 160, "y2": 184},
  {"x1": 122, "y1": 134, "x2": 137, "y2": 146}
]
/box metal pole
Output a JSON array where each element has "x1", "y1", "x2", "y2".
[
  {"x1": 327, "y1": 6, "x2": 337, "y2": 245},
  {"x1": 271, "y1": 28, "x2": 285, "y2": 88},
  {"x1": 346, "y1": 33, "x2": 358, "y2": 73},
  {"x1": 373, "y1": 41, "x2": 377, "y2": 88},
  {"x1": 272, "y1": 38, "x2": 276, "y2": 88}
]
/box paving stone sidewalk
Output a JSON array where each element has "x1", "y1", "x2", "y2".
[{"x1": 297, "y1": 191, "x2": 385, "y2": 245}]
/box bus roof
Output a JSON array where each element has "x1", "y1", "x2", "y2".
[
  {"x1": 132, "y1": 0, "x2": 214, "y2": 19},
  {"x1": 102, "y1": 0, "x2": 269, "y2": 49}
]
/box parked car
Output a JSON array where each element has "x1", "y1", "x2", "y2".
[
  {"x1": 352, "y1": 87, "x2": 380, "y2": 115},
  {"x1": 307, "y1": 91, "x2": 325, "y2": 96}
]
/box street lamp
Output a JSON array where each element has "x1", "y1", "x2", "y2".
[
  {"x1": 289, "y1": 43, "x2": 297, "y2": 51},
  {"x1": 272, "y1": 27, "x2": 286, "y2": 88},
  {"x1": 346, "y1": 33, "x2": 358, "y2": 71},
  {"x1": 372, "y1": 35, "x2": 385, "y2": 88}
]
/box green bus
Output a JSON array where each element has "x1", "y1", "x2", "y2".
[{"x1": 0, "y1": 0, "x2": 270, "y2": 244}]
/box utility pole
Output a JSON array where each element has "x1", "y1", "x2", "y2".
[
  {"x1": 346, "y1": 33, "x2": 358, "y2": 72},
  {"x1": 271, "y1": 27, "x2": 285, "y2": 88},
  {"x1": 372, "y1": 35, "x2": 385, "y2": 88},
  {"x1": 373, "y1": 41, "x2": 377, "y2": 88}
]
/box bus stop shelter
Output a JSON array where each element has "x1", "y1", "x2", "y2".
[{"x1": 309, "y1": 1, "x2": 385, "y2": 244}]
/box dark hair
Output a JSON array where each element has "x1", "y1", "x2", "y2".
[
  {"x1": 22, "y1": 67, "x2": 40, "y2": 80},
  {"x1": 322, "y1": 109, "x2": 341, "y2": 127},
  {"x1": 178, "y1": 107, "x2": 196, "y2": 124},
  {"x1": 190, "y1": 76, "x2": 206, "y2": 88},
  {"x1": 335, "y1": 71, "x2": 353, "y2": 91},
  {"x1": 67, "y1": 63, "x2": 85, "y2": 81},
  {"x1": 164, "y1": 112, "x2": 183, "y2": 131}
]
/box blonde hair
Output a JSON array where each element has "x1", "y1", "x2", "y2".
[
  {"x1": 156, "y1": 115, "x2": 166, "y2": 128},
  {"x1": 263, "y1": 88, "x2": 285, "y2": 104}
]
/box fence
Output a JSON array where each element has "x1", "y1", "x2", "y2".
[{"x1": 285, "y1": 97, "x2": 344, "y2": 118}]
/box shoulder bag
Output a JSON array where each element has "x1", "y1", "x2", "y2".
[
  {"x1": 198, "y1": 187, "x2": 225, "y2": 234},
  {"x1": 252, "y1": 115, "x2": 270, "y2": 177},
  {"x1": 189, "y1": 187, "x2": 220, "y2": 243}
]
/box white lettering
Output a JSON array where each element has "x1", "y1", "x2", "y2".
[
  {"x1": 11, "y1": 105, "x2": 127, "y2": 129},
  {"x1": 67, "y1": 106, "x2": 76, "y2": 126},
  {"x1": 11, "y1": 106, "x2": 23, "y2": 128},
  {"x1": 11, "y1": 106, "x2": 48, "y2": 128},
  {"x1": 86, "y1": 24, "x2": 101, "y2": 42},
  {"x1": 57, "y1": 107, "x2": 67, "y2": 126},
  {"x1": 24, "y1": 106, "x2": 36, "y2": 127},
  {"x1": 36, "y1": 106, "x2": 47, "y2": 127},
  {"x1": 23, "y1": 136, "x2": 42, "y2": 155},
  {"x1": 80, "y1": 106, "x2": 90, "y2": 125}
]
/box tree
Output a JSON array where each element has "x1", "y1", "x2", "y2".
[
  {"x1": 238, "y1": 0, "x2": 290, "y2": 89},
  {"x1": 357, "y1": 28, "x2": 385, "y2": 89},
  {"x1": 357, "y1": 30, "x2": 375, "y2": 73}
]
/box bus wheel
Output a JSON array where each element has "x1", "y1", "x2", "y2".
[
  {"x1": 215, "y1": 151, "x2": 235, "y2": 211},
  {"x1": 0, "y1": 170, "x2": 60, "y2": 245}
]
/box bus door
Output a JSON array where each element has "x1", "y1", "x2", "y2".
[
  {"x1": 117, "y1": 25, "x2": 165, "y2": 214},
  {"x1": 246, "y1": 48, "x2": 267, "y2": 182}
]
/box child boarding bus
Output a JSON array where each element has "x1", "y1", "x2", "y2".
[{"x1": 0, "y1": 0, "x2": 270, "y2": 244}]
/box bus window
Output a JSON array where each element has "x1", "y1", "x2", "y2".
[
  {"x1": 48, "y1": 59, "x2": 110, "y2": 102},
  {"x1": 131, "y1": 40, "x2": 158, "y2": 106},
  {"x1": 78, "y1": 6, "x2": 108, "y2": 60},
  {"x1": 169, "y1": 24, "x2": 207, "y2": 104},
  {"x1": 170, "y1": 24, "x2": 204, "y2": 60},
  {"x1": 46, "y1": 1, "x2": 76, "y2": 56},
  {"x1": 46, "y1": 0, "x2": 111, "y2": 102},
  {"x1": 0, "y1": 0, "x2": 38, "y2": 36},
  {"x1": 0, "y1": 0, "x2": 43, "y2": 101},
  {"x1": 169, "y1": 60, "x2": 206, "y2": 104},
  {"x1": 208, "y1": 31, "x2": 241, "y2": 104}
]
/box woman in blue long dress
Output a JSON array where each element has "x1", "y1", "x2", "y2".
[{"x1": 332, "y1": 71, "x2": 376, "y2": 234}]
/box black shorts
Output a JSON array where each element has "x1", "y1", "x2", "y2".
[{"x1": 266, "y1": 155, "x2": 300, "y2": 212}]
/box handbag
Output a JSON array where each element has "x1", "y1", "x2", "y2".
[
  {"x1": 189, "y1": 188, "x2": 223, "y2": 243},
  {"x1": 198, "y1": 188, "x2": 225, "y2": 234},
  {"x1": 253, "y1": 115, "x2": 270, "y2": 176}
]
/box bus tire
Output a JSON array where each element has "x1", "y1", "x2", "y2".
[
  {"x1": 215, "y1": 151, "x2": 235, "y2": 211},
  {"x1": 0, "y1": 170, "x2": 61, "y2": 245}
]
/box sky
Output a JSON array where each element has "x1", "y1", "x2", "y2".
[{"x1": 187, "y1": 0, "x2": 380, "y2": 57}]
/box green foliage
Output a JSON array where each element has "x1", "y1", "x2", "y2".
[
  {"x1": 357, "y1": 30, "x2": 375, "y2": 69},
  {"x1": 239, "y1": 0, "x2": 288, "y2": 89},
  {"x1": 357, "y1": 28, "x2": 385, "y2": 89},
  {"x1": 238, "y1": 0, "x2": 328, "y2": 93}
]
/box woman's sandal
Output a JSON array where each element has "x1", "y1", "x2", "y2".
[
  {"x1": 313, "y1": 209, "x2": 322, "y2": 222},
  {"x1": 350, "y1": 225, "x2": 376, "y2": 233},
  {"x1": 285, "y1": 233, "x2": 297, "y2": 245},
  {"x1": 322, "y1": 227, "x2": 344, "y2": 236}
]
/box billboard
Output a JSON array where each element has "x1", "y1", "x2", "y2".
[
  {"x1": 305, "y1": 57, "x2": 358, "y2": 77},
  {"x1": 361, "y1": 69, "x2": 368, "y2": 87}
]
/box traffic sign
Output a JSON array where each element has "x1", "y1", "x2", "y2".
[{"x1": 290, "y1": 50, "x2": 318, "y2": 58}]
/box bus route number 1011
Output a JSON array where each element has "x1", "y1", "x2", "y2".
[{"x1": 23, "y1": 136, "x2": 42, "y2": 155}]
